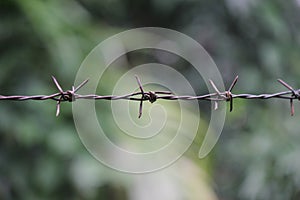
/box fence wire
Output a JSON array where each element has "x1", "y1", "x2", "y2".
[{"x1": 0, "y1": 75, "x2": 299, "y2": 117}]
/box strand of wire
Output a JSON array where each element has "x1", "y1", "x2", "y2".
[{"x1": 0, "y1": 75, "x2": 299, "y2": 117}]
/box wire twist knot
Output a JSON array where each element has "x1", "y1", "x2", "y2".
[
  {"x1": 144, "y1": 91, "x2": 157, "y2": 103},
  {"x1": 52, "y1": 76, "x2": 89, "y2": 116}
]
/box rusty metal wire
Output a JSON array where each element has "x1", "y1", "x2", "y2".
[{"x1": 0, "y1": 75, "x2": 299, "y2": 117}]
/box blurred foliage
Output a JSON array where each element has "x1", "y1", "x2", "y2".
[{"x1": 1, "y1": 0, "x2": 300, "y2": 199}]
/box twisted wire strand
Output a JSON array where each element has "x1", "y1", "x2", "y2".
[{"x1": 0, "y1": 75, "x2": 299, "y2": 117}]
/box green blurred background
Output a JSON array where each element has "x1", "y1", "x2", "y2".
[{"x1": 1, "y1": 0, "x2": 300, "y2": 199}]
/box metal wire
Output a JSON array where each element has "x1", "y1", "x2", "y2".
[{"x1": 0, "y1": 75, "x2": 299, "y2": 117}]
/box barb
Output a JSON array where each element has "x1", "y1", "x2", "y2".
[
  {"x1": 226, "y1": 76, "x2": 239, "y2": 112},
  {"x1": 0, "y1": 75, "x2": 299, "y2": 117},
  {"x1": 277, "y1": 79, "x2": 300, "y2": 116}
]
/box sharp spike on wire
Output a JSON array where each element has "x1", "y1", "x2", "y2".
[
  {"x1": 138, "y1": 100, "x2": 143, "y2": 118},
  {"x1": 228, "y1": 76, "x2": 239, "y2": 92},
  {"x1": 229, "y1": 97, "x2": 233, "y2": 112},
  {"x1": 135, "y1": 75, "x2": 145, "y2": 118},
  {"x1": 74, "y1": 79, "x2": 89, "y2": 93},
  {"x1": 277, "y1": 79, "x2": 298, "y2": 116},
  {"x1": 135, "y1": 75, "x2": 144, "y2": 94},
  {"x1": 209, "y1": 79, "x2": 222, "y2": 111},
  {"x1": 214, "y1": 101, "x2": 218, "y2": 110},
  {"x1": 290, "y1": 98, "x2": 294, "y2": 116},
  {"x1": 51, "y1": 76, "x2": 64, "y2": 116},
  {"x1": 52, "y1": 76, "x2": 64, "y2": 93},
  {"x1": 209, "y1": 79, "x2": 221, "y2": 96},
  {"x1": 227, "y1": 76, "x2": 238, "y2": 112},
  {"x1": 56, "y1": 99, "x2": 61, "y2": 117},
  {"x1": 277, "y1": 79, "x2": 295, "y2": 93}
]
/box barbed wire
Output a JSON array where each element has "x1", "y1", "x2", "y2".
[{"x1": 0, "y1": 75, "x2": 299, "y2": 117}]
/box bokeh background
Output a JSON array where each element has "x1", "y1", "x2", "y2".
[{"x1": 1, "y1": 0, "x2": 300, "y2": 199}]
